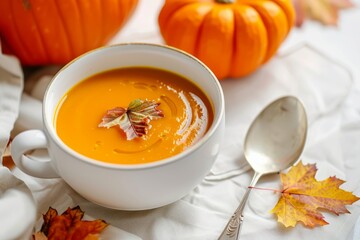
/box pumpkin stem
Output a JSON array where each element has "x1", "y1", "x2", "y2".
[{"x1": 216, "y1": 0, "x2": 235, "y2": 3}]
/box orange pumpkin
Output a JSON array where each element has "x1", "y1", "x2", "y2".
[
  {"x1": 158, "y1": 0, "x2": 295, "y2": 80},
  {"x1": 0, "y1": 0, "x2": 138, "y2": 65}
]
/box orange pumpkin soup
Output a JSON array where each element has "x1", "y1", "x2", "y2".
[{"x1": 55, "y1": 67, "x2": 214, "y2": 164}]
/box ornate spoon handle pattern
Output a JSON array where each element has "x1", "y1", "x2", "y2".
[{"x1": 218, "y1": 172, "x2": 262, "y2": 240}]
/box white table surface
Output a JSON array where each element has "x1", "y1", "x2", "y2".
[{"x1": 3, "y1": 1, "x2": 360, "y2": 239}]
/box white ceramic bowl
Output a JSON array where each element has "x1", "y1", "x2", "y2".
[{"x1": 11, "y1": 43, "x2": 225, "y2": 210}]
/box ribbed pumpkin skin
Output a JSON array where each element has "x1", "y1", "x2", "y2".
[
  {"x1": 158, "y1": 0, "x2": 295, "y2": 80},
  {"x1": 0, "y1": 0, "x2": 138, "y2": 65}
]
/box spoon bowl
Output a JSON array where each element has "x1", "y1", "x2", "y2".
[
  {"x1": 218, "y1": 96, "x2": 307, "y2": 240},
  {"x1": 244, "y1": 96, "x2": 307, "y2": 174}
]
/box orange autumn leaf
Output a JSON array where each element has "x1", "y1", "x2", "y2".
[
  {"x1": 292, "y1": 0, "x2": 354, "y2": 27},
  {"x1": 271, "y1": 161, "x2": 359, "y2": 228},
  {"x1": 33, "y1": 206, "x2": 108, "y2": 240}
]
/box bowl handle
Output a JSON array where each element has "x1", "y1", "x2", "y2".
[{"x1": 11, "y1": 129, "x2": 59, "y2": 178}]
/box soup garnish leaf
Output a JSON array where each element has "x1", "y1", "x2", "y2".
[{"x1": 98, "y1": 99, "x2": 164, "y2": 140}]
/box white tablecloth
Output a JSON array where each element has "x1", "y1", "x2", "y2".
[{"x1": 1, "y1": 1, "x2": 360, "y2": 239}]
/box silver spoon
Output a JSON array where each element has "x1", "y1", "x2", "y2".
[{"x1": 218, "y1": 96, "x2": 307, "y2": 240}]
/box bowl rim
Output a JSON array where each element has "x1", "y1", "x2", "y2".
[{"x1": 43, "y1": 42, "x2": 225, "y2": 170}]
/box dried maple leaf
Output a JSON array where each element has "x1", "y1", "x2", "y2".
[
  {"x1": 271, "y1": 161, "x2": 359, "y2": 228},
  {"x1": 292, "y1": 0, "x2": 354, "y2": 27},
  {"x1": 98, "y1": 99, "x2": 164, "y2": 140},
  {"x1": 33, "y1": 206, "x2": 108, "y2": 240}
]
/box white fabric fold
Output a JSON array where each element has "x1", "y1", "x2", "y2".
[
  {"x1": 0, "y1": 168, "x2": 36, "y2": 239},
  {"x1": 0, "y1": 49, "x2": 36, "y2": 239},
  {"x1": 0, "y1": 51, "x2": 23, "y2": 157}
]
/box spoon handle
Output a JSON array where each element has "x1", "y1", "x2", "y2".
[{"x1": 218, "y1": 171, "x2": 262, "y2": 240}]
